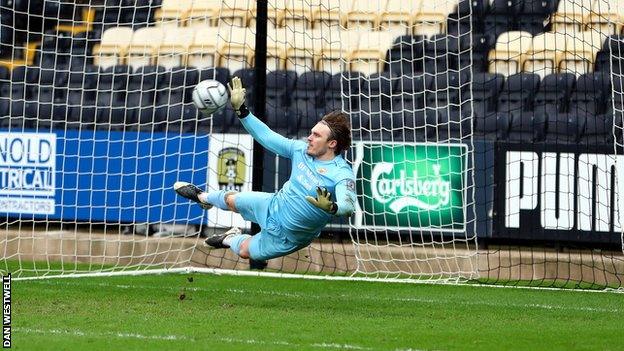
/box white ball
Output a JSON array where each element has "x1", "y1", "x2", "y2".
[{"x1": 192, "y1": 79, "x2": 228, "y2": 115}]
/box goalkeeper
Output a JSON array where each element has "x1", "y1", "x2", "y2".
[{"x1": 174, "y1": 77, "x2": 356, "y2": 261}]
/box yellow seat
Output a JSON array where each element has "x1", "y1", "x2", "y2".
[
  {"x1": 286, "y1": 29, "x2": 325, "y2": 74},
  {"x1": 317, "y1": 29, "x2": 360, "y2": 73},
  {"x1": 217, "y1": 0, "x2": 254, "y2": 27},
  {"x1": 154, "y1": 0, "x2": 194, "y2": 27},
  {"x1": 586, "y1": 0, "x2": 624, "y2": 35},
  {"x1": 348, "y1": 29, "x2": 402, "y2": 75},
  {"x1": 187, "y1": 27, "x2": 222, "y2": 68},
  {"x1": 92, "y1": 27, "x2": 134, "y2": 68},
  {"x1": 488, "y1": 31, "x2": 533, "y2": 76},
  {"x1": 346, "y1": 0, "x2": 387, "y2": 30},
  {"x1": 522, "y1": 32, "x2": 568, "y2": 79},
  {"x1": 559, "y1": 30, "x2": 606, "y2": 75},
  {"x1": 126, "y1": 27, "x2": 166, "y2": 70},
  {"x1": 282, "y1": 0, "x2": 315, "y2": 30},
  {"x1": 311, "y1": 0, "x2": 346, "y2": 30},
  {"x1": 551, "y1": 0, "x2": 593, "y2": 34},
  {"x1": 216, "y1": 27, "x2": 256, "y2": 71},
  {"x1": 380, "y1": 0, "x2": 421, "y2": 32},
  {"x1": 186, "y1": 0, "x2": 221, "y2": 28},
  {"x1": 264, "y1": 27, "x2": 290, "y2": 71},
  {"x1": 156, "y1": 27, "x2": 195, "y2": 69},
  {"x1": 413, "y1": 0, "x2": 458, "y2": 37}
]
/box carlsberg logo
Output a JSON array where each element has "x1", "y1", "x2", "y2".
[{"x1": 371, "y1": 162, "x2": 451, "y2": 213}]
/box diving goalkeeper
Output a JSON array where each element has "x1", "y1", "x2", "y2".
[{"x1": 174, "y1": 77, "x2": 356, "y2": 261}]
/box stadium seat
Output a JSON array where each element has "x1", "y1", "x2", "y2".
[
  {"x1": 281, "y1": 0, "x2": 314, "y2": 30},
  {"x1": 367, "y1": 71, "x2": 396, "y2": 110},
  {"x1": 558, "y1": 31, "x2": 606, "y2": 76},
  {"x1": 540, "y1": 111, "x2": 585, "y2": 143},
  {"x1": 506, "y1": 110, "x2": 543, "y2": 143},
  {"x1": 424, "y1": 33, "x2": 468, "y2": 73},
  {"x1": 380, "y1": 0, "x2": 420, "y2": 32},
  {"x1": 582, "y1": 112, "x2": 614, "y2": 145},
  {"x1": 93, "y1": 26, "x2": 134, "y2": 68},
  {"x1": 483, "y1": 0, "x2": 521, "y2": 38},
  {"x1": 413, "y1": 0, "x2": 457, "y2": 37},
  {"x1": 488, "y1": 31, "x2": 533, "y2": 76},
  {"x1": 517, "y1": 0, "x2": 558, "y2": 35},
  {"x1": 285, "y1": 30, "x2": 324, "y2": 74},
  {"x1": 386, "y1": 35, "x2": 426, "y2": 76},
  {"x1": 156, "y1": 27, "x2": 195, "y2": 69},
  {"x1": 395, "y1": 74, "x2": 433, "y2": 110},
  {"x1": 436, "y1": 107, "x2": 471, "y2": 141},
  {"x1": 594, "y1": 35, "x2": 620, "y2": 72},
  {"x1": 349, "y1": 30, "x2": 401, "y2": 75},
  {"x1": 266, "y1": 105, "x2": 294, "y2": 136},
  {"x1": 217, "y1": 0, "x2": 254, "y2": 27},
  {"x1": 568, "y1": 72, "x2": 611, "y2": 114},
  {"x1": 318, "y1": 29, "x2": 360, "y2": 73},
  {"x1": 522, "y1": 32, "x2": 567, "y2": 79},
  {"x1": 551, "y1": 0, "x2": 593, "y2": 34},
  {"x1": 496, "y1": 72, "x2": 540, "y2": 113},
  {"x1": 265, "y1": 27, "x2": 290, "y2": 71},
  {"x1": 471, "y1": 33, "x2": 496, "y2": 72},
  {"x1": 291, "y1": 71, "x2": 331, "y2": 109},
  {"x1": 426, "y1": 71, "x2": 467, "y2": 109},
  {"x1": 320, "y1": 73, "x2": 343, "y2": 109},
  {"x1": 346, "y1": 0, "x2": 385, "y2": 30},
  {"x1": 471, "y1": 72, "x2": 505, "y2": 118},
  {"x1": 126, "y1": 27, "x2": 166, "y2": 69},
  {"x1": 533, "y1": 73, "x2": 575, "y2": 114},
  {"x1": 187, "y1": 27, "x2": 221, "y2": 69},
  {"x1": 154, "y1": 0, "x2": 193, "y2": 27},
  {"x1": 401, "y1": 109, "x2": 437, "y2": 142},
  {"x1": 311, "y1": 0, "x2": 344, "y2": 29},
  {"x1": 186, "y1": 0, "x2": 221, "y2": 28},
  {"x1": 447, "y1": 0, "x2": 487, "y2": 35},
  {"x1": 216, "y1": 27, "x2": 256, "y2": 72},
  {"x1": 266, "y1": 70, "x2": 297, "y2": 108},
  {"x1": 474, "y1": 110, "x2": 510, "y2": 140},
  {"x1": 586, "y1": 1, "x2": 624, "y2": 35}
]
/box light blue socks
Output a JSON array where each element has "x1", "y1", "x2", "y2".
[{"x1": 200, "y1": 190, "x2": 230, "y2": 210}]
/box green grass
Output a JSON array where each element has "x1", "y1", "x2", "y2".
[{"x1": 10, "y1": 271, "x2": 624, "y2": 351}]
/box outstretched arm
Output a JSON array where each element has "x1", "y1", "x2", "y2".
[
  {"x1": 240, "y1": 112, "x2": 295, "y2": 158},
  {"x1": 228, "y1": 77, "x2": 295, "y2": 158}
]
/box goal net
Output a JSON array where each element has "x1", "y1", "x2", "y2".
[{"x1": 0, "y1": 0, "x2": 622, "y2": 289}]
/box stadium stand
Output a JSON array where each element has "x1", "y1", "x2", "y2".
[{"x1": 1, "y1": 0, "x2": 622, "y2": 143}]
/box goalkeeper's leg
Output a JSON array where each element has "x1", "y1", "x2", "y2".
[{"x1": 173, "y1": 181, "x2": 236, "y2": 211}]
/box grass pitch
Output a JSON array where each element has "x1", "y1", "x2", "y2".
[{"x1": 10, "y1": 271, "x2": 624, "y2": 351}]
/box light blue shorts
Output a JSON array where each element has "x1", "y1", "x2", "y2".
[{"x1": 234, "y1": 191, "x2": 307, "y2": 261}]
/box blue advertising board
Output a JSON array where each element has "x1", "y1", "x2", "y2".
[{"x1": 0, "y1": 129, "x2": 210, "y2": 225}]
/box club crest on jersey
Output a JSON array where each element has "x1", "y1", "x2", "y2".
[{"x1": 317, "y1": 167, "x2": 327, "y2": 174}]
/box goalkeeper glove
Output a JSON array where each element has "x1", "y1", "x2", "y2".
[
  {"x1": 306, "y1": 187, "x2": 338, "y2": 215},
  {"x1": 227, "y1": 77, "x2": 249, "y2": 118}
]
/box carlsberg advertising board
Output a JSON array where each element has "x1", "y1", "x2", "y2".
[{"x1": 353, "y1": 142, "x2": 467, "y2": 232}]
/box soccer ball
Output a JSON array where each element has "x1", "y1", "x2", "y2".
[{"x1": 192, "y1": 79, "x2": 228, "y2": 115}]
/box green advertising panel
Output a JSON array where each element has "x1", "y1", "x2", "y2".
[{"x1": 353, "y1": 142, "x2": 467, "y2": 232}]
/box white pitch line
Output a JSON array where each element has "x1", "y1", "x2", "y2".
[
  {"x1": 14, "y1": 327, "x2": 375, "y2": 350},
  {"x1": 24, "y1": 279, "x2": 622, "y2": 313}
]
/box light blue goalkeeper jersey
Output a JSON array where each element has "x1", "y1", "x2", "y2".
[{"x1": 240, "y1": 112, "x2": 356, "y2": 244}]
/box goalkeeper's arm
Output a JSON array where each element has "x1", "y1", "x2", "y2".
[{"x1": 227, "y1": 77, "x2": 295, "y2": 158}]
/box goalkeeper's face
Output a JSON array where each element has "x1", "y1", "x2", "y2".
[{"x1": 306, "y1": 123, "x2": 336, "y2": 158}]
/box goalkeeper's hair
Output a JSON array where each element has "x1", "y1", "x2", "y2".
[{"x1": 322, "y1": 110, "x2": 352, "y2": 155}]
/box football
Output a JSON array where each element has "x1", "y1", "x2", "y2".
[{"x1": 192, "y1": 79, "x2": 228, "y2": 115}]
